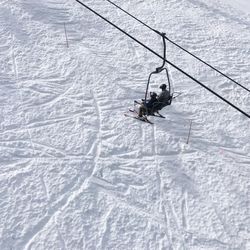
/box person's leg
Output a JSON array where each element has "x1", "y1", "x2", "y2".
[{"x1": 139, "y1": 105, "x2": 146, "y2": 117}]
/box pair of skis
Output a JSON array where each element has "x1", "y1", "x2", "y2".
[
  {"x1": 124, "y1": 109, "x2": 153, "y2": 124},
  {"x1": 124, "y1": 109, "x2": 165, "y2": 124}
]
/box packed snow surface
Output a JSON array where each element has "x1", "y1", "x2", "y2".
[
  {"x1": 222, "y1": 0, "x2": 250, "y2": 14},
  {"x1": 0, "y1": 0, "x2": 250, "y2": 249}
]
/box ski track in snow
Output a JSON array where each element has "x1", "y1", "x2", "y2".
[{"x1": 0, "y1": 0, "x2": 249, "y2": 249}]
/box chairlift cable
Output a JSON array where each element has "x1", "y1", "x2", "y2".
[
  {"x1": 75, "y1": 0, "x2": 250, "y2": 119},
  {"x1": 105, "y1": 0, "x2": 250, "y2": 93}
]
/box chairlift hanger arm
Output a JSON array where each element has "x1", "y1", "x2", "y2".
[
  {"x1": 75, "y1": 0, "x2": 250, "y2": 119},
  {"x1": 156, "y1": 33, "x2": 166, "y2": 71}
]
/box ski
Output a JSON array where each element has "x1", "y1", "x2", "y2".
[
  {"x1": 124, "y1": 110, "x2": 154, "y2": 124},
  {"x1": 129, "y1": 108, "x2": 138, "y2": 114},
  {"x1": 152, "y1": 113, "x2": 165, "y2": 118},
  {"x1": 130, "y1": 107, "x2": 165, "y2": 119}
]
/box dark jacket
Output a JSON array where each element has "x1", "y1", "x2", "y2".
[
  {"x1": 157, "y1": 89, "x2": 170, "y2": 103},
  {"x1": 145, "y1": 96, "x2": 158, "y2": 109}
]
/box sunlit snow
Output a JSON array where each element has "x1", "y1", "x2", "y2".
[{"x1": 0, "y1": 0, "x2": 249, "y2": 249}]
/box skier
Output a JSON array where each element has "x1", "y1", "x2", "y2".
[
  {"x1": 138, "y1": 92, "x2": 158, "y2": 117},
  {"x1": 157, "y1": 84, "x2": 170, "y2": 105}
]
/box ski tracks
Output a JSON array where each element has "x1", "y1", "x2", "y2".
[
  {"x1": 0, "y1": 1, "x2": 104, "y2": 249},
  {"x1": 1, "y1": 0, "x2": 249, "y2": 249},
  {"x1": 11, "y1": 34, "x2": 36, "y2": 160}
]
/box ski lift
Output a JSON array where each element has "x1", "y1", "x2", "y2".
[
  {"x1": 145, "y1": 67, "x2": 173, "y2": 111},
  {"x1": 143, "y1": 33, "x2": 176, "y2": 117},
  {"x1": 125, "y1": 33, "x2": 180, "y2": 123}
]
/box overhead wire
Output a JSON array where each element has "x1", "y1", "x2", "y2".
[
  {"x1": 105, "y1": 0, "x2": 250, "y2": 93},
  {"x1": 75, "y1": 0, "x2": 250, "y2": 119}
]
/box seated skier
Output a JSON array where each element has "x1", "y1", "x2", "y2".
[
  {"x1": 137, "y1": 84, "x2": 171, "y2": 117},
  {"x1": 138, "y1": 92, "x2": 158, "y2": 117},
  {"x1": 154, "y1": 83, "x2": 171, "y2": 110}
]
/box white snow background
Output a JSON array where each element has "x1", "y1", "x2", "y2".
[{"x1": 0, "y1": 0, "x2": 249, "y2": 249}]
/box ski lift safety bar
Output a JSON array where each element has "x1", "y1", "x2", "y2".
[{"x1": 75, "y1": 0, "x2": 250, "y2": 119}]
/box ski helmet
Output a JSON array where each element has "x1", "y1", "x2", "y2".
[
  {"x1": 150, "y1": 92, "x2": 157, "y2": 98},
  {"x1": 160, "y1": 84, "x2": 166, "y2": 90}
]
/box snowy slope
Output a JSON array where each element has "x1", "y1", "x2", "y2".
[
  {"x1": 0, "y1": 0, "x2": 249, "y2": 249},
  {"x1": 221, "y1": 0, "x2": 250, "y2": 14}
]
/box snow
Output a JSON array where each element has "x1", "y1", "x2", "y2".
[
  {"x1": 0, "y1": 0, "x2": 249, "y2": 249},
  {"x1": 223, "y1": 0, "x2": 250, "y2": 14}
]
